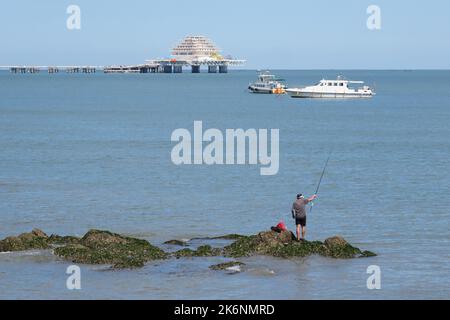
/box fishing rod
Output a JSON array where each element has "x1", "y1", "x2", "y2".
[{"x1": 310, "y1": 150, "x2": 333, "y2": 213}]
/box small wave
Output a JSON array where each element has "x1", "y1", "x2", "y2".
[
  {"x1": 248, "y1": 268, "x2": 276, "y2": 276},
  {"x1": 20, "y1": 251, "x2": 44, "y2": 256},
  {"x1": 225, "y1": 265, "x2": 242, "y2": 273},
  {"x1": 0, "y1": 251, "x2": 41, "y2": 256}
]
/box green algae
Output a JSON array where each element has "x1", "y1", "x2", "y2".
[{"x1": 222, "y1": 235, "x2": 258, "y2": 258}]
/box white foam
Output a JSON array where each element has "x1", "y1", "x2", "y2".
[{"x1": 226, "y1": 265, "x2": 241, "y2": 273}]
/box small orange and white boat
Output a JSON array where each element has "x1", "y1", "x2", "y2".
[{"x1": 248, "y1": 71, "x2": 287, "y2": 94}]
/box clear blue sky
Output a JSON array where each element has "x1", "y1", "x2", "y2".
[{"x1": 1, "y1": 0, "x2": 449, "y2": 69}]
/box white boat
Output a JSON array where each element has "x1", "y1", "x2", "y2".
[
  {"x1": 286, "y1": 76, "x2": 375, "y2": 98},
  {"x1": 248, "y1": 71, "x2": 286, "y2": 94}
]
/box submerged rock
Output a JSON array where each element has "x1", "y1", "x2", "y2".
[
  {"x1": 164, "y1": 239, "x2": 188, "y2": 246},
  {"x1": 173, "y1": 245, "x2": 223, "y2": 258},
  {"x1": 54, "y1": 230, "x2": 167, "y2": 269},
  {"x1": 209, "y1": 234, "x2": 247, "y2": 240},
  {"x1": 209, "y1": 261, "x2": 245, "y2": 271},
  {"x1": 0, "y1": 229, "x2": 50, "y2": 252}
]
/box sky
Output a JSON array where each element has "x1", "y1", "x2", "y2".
[{"x1": 1, "y1": 0, "x2": 449, "y2": 69}]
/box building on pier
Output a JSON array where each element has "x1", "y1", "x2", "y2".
[
  {"x1": 152, "y1": 35, "x2": 245, "y2": 73},
  {"x1": 104, "y1": 35, "x2": 245, "y2": 74}
]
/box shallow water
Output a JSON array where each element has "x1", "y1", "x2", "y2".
[{"x1": 0, "y1": 70, "x2": 449, "y2": 299}]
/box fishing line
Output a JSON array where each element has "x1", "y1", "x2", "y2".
[{"x1": 310, "y1": 148, "x2": 333, "y2": 213}]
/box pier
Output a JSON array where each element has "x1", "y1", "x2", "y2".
[
  {"x1": 3, "y1": 66, "x2": 99, "y2": 74},
  {"x1": 1, "y1": 35, "x2": 245, "y2": 75}
]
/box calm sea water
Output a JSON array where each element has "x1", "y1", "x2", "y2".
[{"x1": 0, "y1": 70, "x2": 449, "y2": 299}]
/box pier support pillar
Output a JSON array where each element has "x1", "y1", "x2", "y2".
[
  {"x1": 173, "y1": 65, "x2": 183, "y2": 73},
  {"x1": 163, "y1": 65, "x2": 173, "y2": 73},
  {"x1": 219, "y1": 65, "x2": 228, "y2": 73},
  {"x1": 208, "y1": 65, "x2": 218, "y2": 73},
  {"x1": 191, "y1": 65, "x2": 200, "y2": 73}
]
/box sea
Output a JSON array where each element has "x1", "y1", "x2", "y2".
[{"x1": 0, "y1": 70, "x2": 449, "y2": 299}]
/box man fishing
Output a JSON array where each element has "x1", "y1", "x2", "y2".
[{"x1": 292, "y1": 193, "x2": 317, "y2": 241}]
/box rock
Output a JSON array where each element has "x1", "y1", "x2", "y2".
[
  {"x1": 223, "y1": 230, "x2": 376, "y2": 260},
  {"x1": 0, "y1": 230, "x2": 50, "y2": 252},
  {"x1": 256, "y1": 230, "x2": 296, "y2": 246},
  {"x1": 323, "y1": 236, "x2": 365, "y2": 259},
  {"x1": 54, "y1": 230, "x2": 167, "y2": 269},
  {"x1": 0, "y1": 228, "x2": 376, "y2": 269},
  {"x1": 268, "y1": 240, "x2": 326, "y2": 258},
  {"x1": 47, "y1": 235, "x2": 81, "y2": 246},
  {"x1": 31, "y1": 229, "x2": 48, "y2": 238},
  {"x1": 164, "y1": 239, "x2": 188, "y2": 246},
  {"x1": 209, "y1": 261, "x2": 245, "y2": 271},
  {"x1": 324, "y1": 236, "x2": 348, "y2": 248},
  {"x1": 173, "y1": 245, "x2": 223, "y2": 258},
  {"x1": 222, "y1": 235, "x2": 258, "y2": 258},
  {"x1": 80, "y1": 230, "x2": 131, "y2": 248},
  {"x1": 190, "y1": 234, "x2": 247, "y2": 241},
  {"x1": 210, "y1": 234, "x2": 247, "y2": 240},
  {"x1": 360, "y1": 250, "x2": 377, "y2": 258},
  {"x1": 223, "y1": 230, "x2": 296, "y2": 258}
]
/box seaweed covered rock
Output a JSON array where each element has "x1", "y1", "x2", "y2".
[
  {"x1": 54, "y1": 230, "x2": 167, "y2": 269},
  {"x1": 322, "y1": 236, "x2": 376, "y2": 259},
  {"x1": 223, "y1": 230, "x2": 295, "y2": 257},
  {"x1": 47, "y1": 234, "x2": 81, "y2": 246},
  {"x1": 268, "y1": 240, "x2": 326, "y2": 258},
  {"x1": 0, "y1": 228, "x2": 375, "y2": 270},
  {"x1": 0, "y1": 229, "x2": 50, "y2": 252},
  {"x1": 173, "y1": 245, "x2": 223, "y2": 258},
  {"x1": 223, "y1": 230, "x2": 376, "y2": 259}
]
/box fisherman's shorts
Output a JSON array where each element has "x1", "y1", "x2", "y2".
[{"x1": 296, "y1": 216, "x2": 306, "y2": 227}]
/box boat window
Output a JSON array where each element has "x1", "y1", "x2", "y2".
[
  {"x1": 340, "y1": 83, "x2": 344, "y2": 86},
  {"x1": 328, "y1": 83, "x2": 332, "y2": 86},
  {"x1": 334, "y1": 83, "x2": 337, "y2": 86}
]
